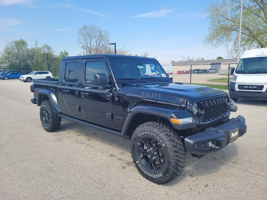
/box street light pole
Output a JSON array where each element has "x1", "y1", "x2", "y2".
[
  {"x1": 45, "y1": 53, "x2": 49, "y2": 71},
  {"x1": 109, "y1": 43, "x2": 116, "y2": 55},
  {"x1": 237, "y1": 0, "x2": 244, "y2": 62}
]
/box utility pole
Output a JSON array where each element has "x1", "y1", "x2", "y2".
[
  {"x1": 237, "y1": 0, "x2": 244, "y2": 62},
  {"x1": 45, "y1": 53, "x2": 49, "y2": 71}
]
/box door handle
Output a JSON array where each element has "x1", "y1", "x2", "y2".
[
  {"x1": 105, "y1": 92, "x2": 112, "y2": 101},
  {"x1": 62, "y1": 89, "x2": 70, "y2": 93},
  {"x1": 80, "y1": 92, "x2": 89, "y2": 97}
]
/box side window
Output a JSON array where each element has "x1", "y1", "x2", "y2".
[
  {"x1": 236, "y1": 60, "x2": 244, "y2": 71},
  {"x1": 65, "y1": 62, "x2": 82, "y2": 83},
  {"x1": 85, "y1": 61, "x2": 108, "y2": 84}
]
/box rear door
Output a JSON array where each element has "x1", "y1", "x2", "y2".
[
  {"x1": 40, "y1": 72, "x2": 49, "y2": 79},
  {"x1": 58, "y1": 61, "x2": 84, "y2": 119}
]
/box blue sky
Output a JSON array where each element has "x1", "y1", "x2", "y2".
[{"x1": 0, "y1": 0, "x2": 230, "y2": 63}]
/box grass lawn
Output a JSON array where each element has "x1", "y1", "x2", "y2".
[
  {"x1": 194, "y1": 83, "x2": 228, "y2": 90},
  {"x1": 208, "y1": 78, "x2": 230, "y2": 83}
]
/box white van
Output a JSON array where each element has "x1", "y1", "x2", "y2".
[{"x1": 229, "y1": 48, "x2": 267, "y2": 101}]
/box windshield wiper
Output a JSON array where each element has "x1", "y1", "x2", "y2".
[
  {"x1": 251, "y1": 70, "x2": 267, "y2": 74},
  {"x1": 140, "y1": 76, "x2": 170, "y2": 82},
  {"x1": 118, "y1": 78, "x2": 138, "y2": 81},
  {"x1": 235, "y1": 71, "x2": 251, "y2": 74},
  {"x1": 236, "y1": 70, "x2": 267, "y2": 74}
]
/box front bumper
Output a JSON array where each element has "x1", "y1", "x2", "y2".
[
  {"x1": 184, "y1": 115, "x2": 247, "y2": 154},
  {"x1": 229, "y1": 82, "x2": 267, "y2": 99}
]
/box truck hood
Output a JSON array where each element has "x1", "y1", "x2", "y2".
[
  {"x1": 119, "y1": 83, "x2": 226, "y2": 105},
  {"x1": 234, "y1": 74, "x2": 267, "y2": 84}
]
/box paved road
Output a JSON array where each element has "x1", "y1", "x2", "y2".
[{"x1": 0, "y1": 80, "x2": 266, "y2": 200}]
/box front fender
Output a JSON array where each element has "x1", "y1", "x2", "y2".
[
  {"x1": 38, "y1": 89, "x2": 60, "y2": 112},
  {"x1": 121, "y1": 105, "x2": 196, "y2": 135}
]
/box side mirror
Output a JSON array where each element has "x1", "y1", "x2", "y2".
[
  {"x1": 94, "y1": 73, "x2": 107, "y2": 85},
  {"x1": 230, "y1": 67, "x2": 235, "y2": 75}
]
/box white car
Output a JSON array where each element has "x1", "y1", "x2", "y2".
[{"x1": 19, "y1": 71, "x2": 53, "y2": 82}]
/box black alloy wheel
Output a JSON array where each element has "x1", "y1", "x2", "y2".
[
  {"x1": 131, "y1": 121, "x2": 185, "y2": 184},
  {"x1": 40, "y1": 100, "x2": 61, "y2": 132},
  {"x1": 137, "y1": 136, "x2": 165, "y2": 171}
]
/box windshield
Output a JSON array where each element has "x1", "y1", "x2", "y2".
[
  {"x1": 108, "y1": 57, "x2": 170, "y2": 83},
  {"x1": 29, "y1": 72, "x2": 34, "y2": 75},
  {"x1": 235, "y1": 57, "x2": 267, "y2": 74}
]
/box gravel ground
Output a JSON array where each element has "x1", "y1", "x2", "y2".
[{"x1": 0, "y1": 80, "x2": 266, "y2": 200}]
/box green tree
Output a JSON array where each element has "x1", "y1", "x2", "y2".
[
  {"x1": 205, "y1": 0, "x2": 267, "y2": 50},
  {"x1": 51, "y1": 50, "x2": 69, "y2": 77},
  {"x1": 0, "y1": 39, "x2": 31, "y2": 73},
  {"x1": 0, "y1": 39, "x2": 65, "y2": 76},
  {"x1": 59, "y1": 50, "x2": 69, "y2": 58},
  {"x1": 28, "y1": 47, "x2": 46, "y2": 72}
]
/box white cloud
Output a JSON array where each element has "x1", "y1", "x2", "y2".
[
  {"x1": 0, "y1": 0, "x2": 32, "y2": 6},
  {"x1": 133, "y1": 9, "x2": 173, "y2": 18},
  {"x1": 56, "y1": 27, "x2": 72, "y2": 32},
  {"x1": 60, "y1": 3, "x2": 108, "y2": 18},
  {"x1": 0, "y1": 18, "x2": 22, "y2": 31}
]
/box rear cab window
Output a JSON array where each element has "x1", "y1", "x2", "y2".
[{"x1": 64, "y1": 62, "x2": 83, "y2": 84}]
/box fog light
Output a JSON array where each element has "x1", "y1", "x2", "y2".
[
  {"x1": 195, "y1": 140, "x2": 220, "y2": 151},
  {"x1": 229, "y1": 98, "x2": 238, "y2": 112}
]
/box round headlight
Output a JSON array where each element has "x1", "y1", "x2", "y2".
[
  {"x1": 190, "y1": 102, "x2": 204, "y2": 116},
  {"x1": 178, "y1": 98, "x2": 188, "y2": 108},
  {"x1": 192, "y1": 103, "x2": 198, "y2": 115},
  {"x1": 231, "y1": 75, "x2": 238, "y2": 81}
]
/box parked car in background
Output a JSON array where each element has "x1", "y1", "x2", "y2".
[
  {"x1": 0, "y1": 71, "x2": 24, "y2": 80},
  {"x1": 201, "y1": 69, "x2": 208, "y2": 73},
  {"x1": 207, "y1": 68, "x2": 217, "y2": 73},
  {"x1": 193, "y1": 69, "x2": 203, "y2": 73},
  {"x1": 19, "y1": 71, "x2": 53, "y2": 82},
  {"x1": 0, "y1": 70, "x2": 7, "y2": 75}
]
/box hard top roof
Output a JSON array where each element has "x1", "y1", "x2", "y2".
[{"x1": 62, "y1": 54, "x2": 156, "y2": 61}]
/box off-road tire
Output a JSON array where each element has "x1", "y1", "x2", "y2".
[
  {"x1": 131, "y1": 121, "x2": 185, "y2": 184},
  {"x1": 40, "y1": 100, "x2": 61, "y2": 132}
]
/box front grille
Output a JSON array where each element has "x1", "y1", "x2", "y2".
[
  {"x1": 238, "y1": 85, "x2": 264, "y2": 90},
  {"x1": 197, "y1": 96, "x2": 229, "y2": 123}
]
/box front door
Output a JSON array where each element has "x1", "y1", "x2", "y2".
[{"x1": 80, "y1": 59, "x2": 113, "y2": 128}]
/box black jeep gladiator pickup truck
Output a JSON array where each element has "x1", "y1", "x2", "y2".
[{"x1": 31, "y1": 55, "x2": 247, "y2": 184}]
